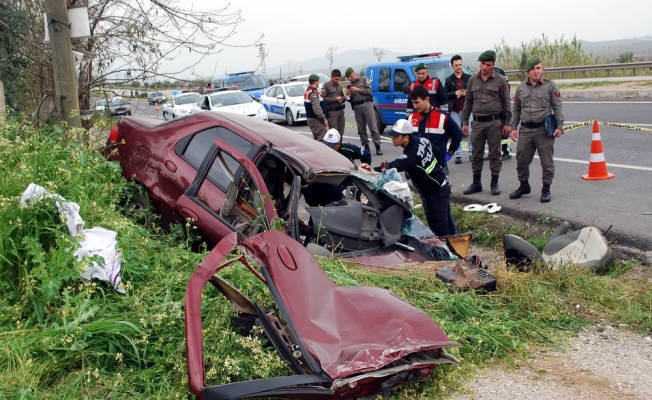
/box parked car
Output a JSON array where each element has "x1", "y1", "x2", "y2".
[
  {"x1": 162, "y1": 92, "x2": 201, "y2": 120},
  {"x1": 211, "y1": 71, "x2": 269, "y2": 102},
  {"x1": 147, "y1": 91, "x2": 167, "y2": 105},
  {"x1": 95, "y1": 99, "x2": 108, "y2": 111},
  {"x1": 365, "y1": 52, "x2": 472, "y2": 132},
  {"x1": 104, "y1": 112, "x2": 467, "y2": 267},
  {"x1": 259, "y1": 82, "x2": 308, "y2": 126},
  {"x1": 107, "y1": 99, "x2": 132, "y2": 117},
  {"x1": 191, "y1": 89, "x2": 267, "y2": 120}
]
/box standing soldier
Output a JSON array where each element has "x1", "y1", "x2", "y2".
[
  {"x1": 304, "y1": 74, "x2": 329, "y2": 141},
  {"x1": 509, "y1": 56, "x2": 564, "y2": 203},
  {"x1": 405, "y1": 63, "x2": 448, "y2": 116},
  {"x1": 321, "y1": 69, "x2": 346, "y2": 137},
  {"x1": 445, "y1": 55, "x2": 472, "y2": 164},
  {"x1": 345, "y1": 67, "x2": 383, "y2": 155},
  {"x1": 461, "y1": 50, "x2": 512, "y2": 196}
]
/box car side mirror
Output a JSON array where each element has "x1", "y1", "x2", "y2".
[
  {"x1": 276, "y1": 94, "x2": 285, "y2": 99},
  {"x1": 201, "y1": 104, "x2": 210, "y2": 110}
]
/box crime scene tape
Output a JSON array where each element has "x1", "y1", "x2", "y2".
[{"x1": 564, "y1": 120, "x2": 652, "y2": 133}]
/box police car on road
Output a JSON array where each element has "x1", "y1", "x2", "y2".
[
  {"x1": 191, "y1": 89, "x2": 268, "y2": 121},
  {"x1": 259, "y1": 82, "x2": 308, "y2": 126},
  {"x1": 162, "y1": 92, "x2": 201, "y2": 120},
  {"x1": 365, "y1": 53, "x2": 472, "y2": 132}
]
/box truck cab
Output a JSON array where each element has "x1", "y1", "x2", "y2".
[{"x1": 365, "y1": 53, "x2": 472, "y2": 132}]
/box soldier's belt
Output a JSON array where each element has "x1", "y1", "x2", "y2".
[{"x1": 472, "y1": 114, "x2": 502, "y2": 122}]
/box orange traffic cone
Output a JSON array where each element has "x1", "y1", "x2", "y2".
[
  {"x1": 582, "y1": 120, "x2": 615, "y2": 180},
  {"x1": 155, "y1": 105, "x2": 160, "y2": 112}
]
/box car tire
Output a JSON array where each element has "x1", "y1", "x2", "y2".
[
  {"x1": 148, "y1": 100, "x2": 152, "y2": 105},
  {"x1": 376, "y1": 109, "x2": 386, "y2": 134},
  {"x1": 127, "y1": 111, "x2": 132, "y2": 116},
  {"x1": 285, "y1": 108, "x2": 296, "y2": 126}
]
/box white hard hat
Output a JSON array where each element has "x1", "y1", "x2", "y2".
[
  {"x1": 322, "y1": 129, "x2": 341, "y2": 148},
  {"x1": 390, "y1": 119, "x2": 413, "y2": 136}
]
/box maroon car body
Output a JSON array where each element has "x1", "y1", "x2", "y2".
[
  {"x1": 185, "y1": 230, "x2": 458, "y2": 399},
  {"x1": 105, "y1": 112, "x2": 459, "y2": 266}
]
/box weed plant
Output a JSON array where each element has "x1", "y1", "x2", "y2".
[{"x1": 0, "y1": 117, "x2": 649, "y2": 399}]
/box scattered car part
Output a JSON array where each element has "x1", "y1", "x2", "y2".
[{"x1": 185, "y1": 230, "x2": 459, "y2": 400}]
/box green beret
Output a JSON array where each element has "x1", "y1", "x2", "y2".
[
  {"x1": 525, "y1": 55, "x2": 542, "y2": 72},
  {"x1": 344, "y1": 67, "x2": 355, "y2": 77},
  {"x1": 415, "y1": 63, "x2": 427, "y2": 72},
  {"x1": 308, "y1": 74, "x2": 320, "y2": 81},
  {"x1": 478, "y1": 50, "x2": 496, "y2": 62}
]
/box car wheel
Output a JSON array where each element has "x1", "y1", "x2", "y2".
[
  {"x1": 376, "y1": 109, "x2": 386, "y2": 134},
  {"x1": 127, "y1": 111, "x2": 132, "y2": 116},
  {"x1": 285, "y1": 108, "x2": 295, "y2": 126},
  {"x1": 148, "y1": 100, "x2": 152, "y2": 105}
]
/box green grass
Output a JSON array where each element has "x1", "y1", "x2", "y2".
[{"x1": 0, "y1": 117, "x2": 650, "y2": 399}]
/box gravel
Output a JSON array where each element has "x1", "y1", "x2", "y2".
[{"x1": 450, "y1": 324, "x2": 652, "y2": 399}]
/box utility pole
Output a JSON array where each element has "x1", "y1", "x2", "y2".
[
  {"x1": 285, "y1": 60, "x2": 291, "y2": 79},
  {"x1": 258, "y1": 43, "x2": 268, "y2": 78},
  {"x1": 44, "y1": 0, "x2": 82, "y2": 131}
]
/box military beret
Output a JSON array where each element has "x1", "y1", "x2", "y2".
[
  {"x1": 344, "y1": 67, "x2": 355, "y2": 77},
  {"x1": 415, "y1": 63, "x2": 428, "y2": 72},
  {"x1": 525, "y1": 55, "x2": 542, "y2": 72},
  {"x1": 308, "y1": 74, "x2": 320, "y2": 81},
  {"x1": 478, "y1": 50, "x2": 496, "y2": 62}
]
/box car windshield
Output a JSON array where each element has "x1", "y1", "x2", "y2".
[
  {"x1": 96, "y1": 100, "x2": 107, "y2": 107},
  {"x1": 150, "y1": 92, "x2": 163, "y2": 97},
  {"x1": 408, "y1": 62, "x2": 459, "y2": 82},
  {"x1": 111, "y1": 99, "x2": 126, "y2": 106},
  {"x1": 285, "y1": 84, "x2": 308, "y2": 97},
  {"x1": 174, "y1": 93, "x2": 201, "y2": 105},
  {"x1": 230, "y1": 75, "x2": 268, "y2": 91},
  {"x1": 210, "y1": 92, "x2": 253, "y2": 107}
]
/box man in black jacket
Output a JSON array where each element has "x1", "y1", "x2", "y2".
[
  {"x1": 445, "y1": 55, "x2": 472, "y2": 164},
  {"x1": 360, "y1": 120, "x2": 454, "y2": 237}
]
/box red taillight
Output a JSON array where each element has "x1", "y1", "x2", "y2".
[{"x1": 108, "y1": 124, "x2": 119, "y2": 143}]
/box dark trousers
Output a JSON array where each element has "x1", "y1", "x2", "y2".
[
  {"x1": 516, "y1": 126, "x2": 555, "y2": 184},
  {"x1": 470, "y1": 119, "x2": 503, "y2": 176},
  {"x1": 420, "y1": 184, "x2": 454, "y2": 237}
]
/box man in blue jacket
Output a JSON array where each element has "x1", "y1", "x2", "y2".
[
  {"x1": 322, "y1": 129, "x2": 371, "y2": 166},
  {"x1": 360, "y1": 120, "x2": 455, "y2": 237}
]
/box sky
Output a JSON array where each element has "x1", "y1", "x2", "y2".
[{"x1": 160, "y1": 0, "x2": 652, "y2": 80}]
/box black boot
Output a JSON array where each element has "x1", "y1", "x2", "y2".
[
  {"x1": 509, "y1": 181, "x2": 531, "y2": 199},
  {"x1": 490, "y1": 175, "x2": 501, "y2": 195},
  {"x1": 375, "y1": 144, "x2": 383, "y2": 156},
  {"x1": 541, "y1": 184, "x2": 551, "y2": 203},
  {"x1": 364, "y1": 144, "x2": 371, "y2": 154},
  {"x1": 463, "y1": 175, "x2": 483, "y2": 195}
]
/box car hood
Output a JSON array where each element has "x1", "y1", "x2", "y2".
[{"x1": 216, "y1": 102, "x2": 263, "y2": 115}]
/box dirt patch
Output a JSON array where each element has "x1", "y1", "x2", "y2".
[{"x1": 450, "y1": 325, "x2": 652, "y2": 400}]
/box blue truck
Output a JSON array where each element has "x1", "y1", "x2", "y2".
[
  {"x1": 365, "y1": 52, "x2": 472, "y2": 132},
  {"x1": 211, "y1": 71, "x2": 269, "y2": 102}
]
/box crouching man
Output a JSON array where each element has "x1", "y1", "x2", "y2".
[{"x1": 360, "y1": 120, "x2": 455, "y2": 237}]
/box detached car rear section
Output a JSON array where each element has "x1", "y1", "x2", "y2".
[{"x1": 186, "y1": 231, "x2": 459, "y2": 399}]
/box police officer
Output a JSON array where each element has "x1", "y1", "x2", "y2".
[
  {"x1": 345, "y1": 67, "x2": 383, "y2": 155},
  {"x1": 407, "y1": 85, "x2": 462, "y2": 171},
  {"x1": 321, "y1": 69, "x2": 346, "y2": 136},
  {"x1": 509, "y1": 56, "x2": 564, "y2": 203},
  {"x1": 405, "y1": 62, "x2": 448, "y2": 116},
  {"x1": 360, "y1": 120, "x2": 454, "y2": 237},
  {"x1": 461, "y1": 50, "x2": 512, "y2": 196},
  {"x1": 304, "y1": 74, "x2": 329, "y2": 141},
  {"x1": 322, "y1": 128, "x2": 371, "y2": 166}
]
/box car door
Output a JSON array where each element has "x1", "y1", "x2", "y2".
[
  {"x1": 390, "y1": 67, "x2": 410, "y2": 123},
  {"x1": 173, "y1": 139, "x2": 276, "y2": 247},
  {"x1": 261, "y1": 86, "x2": 276, "y2": 119},
  {"x1": 374, "y1": 67, "x2": 395, "y2": 124},
  {"x1": 191, "y1": 95, "x2": 209, "y2": 114}
]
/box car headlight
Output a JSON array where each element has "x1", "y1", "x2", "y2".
[
  {"x1": 293, "y1": 101, "x2": 303, "y2": 107},
  {"x1": 257, "y1": 106, "x2": 265, "y2": 114}
]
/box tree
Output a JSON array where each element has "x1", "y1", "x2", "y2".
[
  {"x1": 618, "y1": 52, "x2": 634, "y2": 63},
  {"x1": 325, "y1": 46, "x2": 337, "y2": 72},
  {"x1": 0, "y1": 0, "x2": 32, "y2": 109},
  {"x1": 373, "y1": 47, "x2": 385, "y2": 62},
  {"x1": 2, "y1": 0, "x2": 260, "y2": 114}
]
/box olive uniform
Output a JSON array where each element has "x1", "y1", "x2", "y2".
[
  {"x1": 510, "y1": 75, "x2": 564, "y2": 198},
  {"x1": 345, "y1": 68, "x2": 381, "y2": 152},
  {"x1": 321, "y1": 81, "x2": 346, "y2": 136},
  {"x1": 304, "y1": 84, "x2": 329, "y2": 141}
]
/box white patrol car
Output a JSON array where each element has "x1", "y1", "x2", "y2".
[
  {"x1": 190, "y1": 89, "x2": 268, "y2": 121},
  {"x1": 162, "y1": 92, "x2": 201, "y2": 120},
  {"x1": 260, "y1": 82, "x2": 308, "y2": 126}
]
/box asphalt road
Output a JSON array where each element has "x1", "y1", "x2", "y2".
[{"x1": 130, "y1": 98, "x2": 652, "y2": 250}]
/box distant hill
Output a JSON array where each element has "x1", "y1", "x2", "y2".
[{"x1": 265, "y1": 37, "x2": 652, "y2": 79}]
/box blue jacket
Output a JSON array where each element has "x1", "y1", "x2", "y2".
[{"x1": 339, "y1": 143, "x2": 371, "y2": 165}]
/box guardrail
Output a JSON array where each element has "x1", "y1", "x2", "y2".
[{"x1": 504, "y1": 61, "x2": 652, "y2": 78}]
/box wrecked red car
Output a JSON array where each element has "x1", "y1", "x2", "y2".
[
  {"x1": 105, "y1": 112, "x2": 465, "y2": 266},
  {"x1": 186, "y1": 230, "x2": 459, "y2": 399}
]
